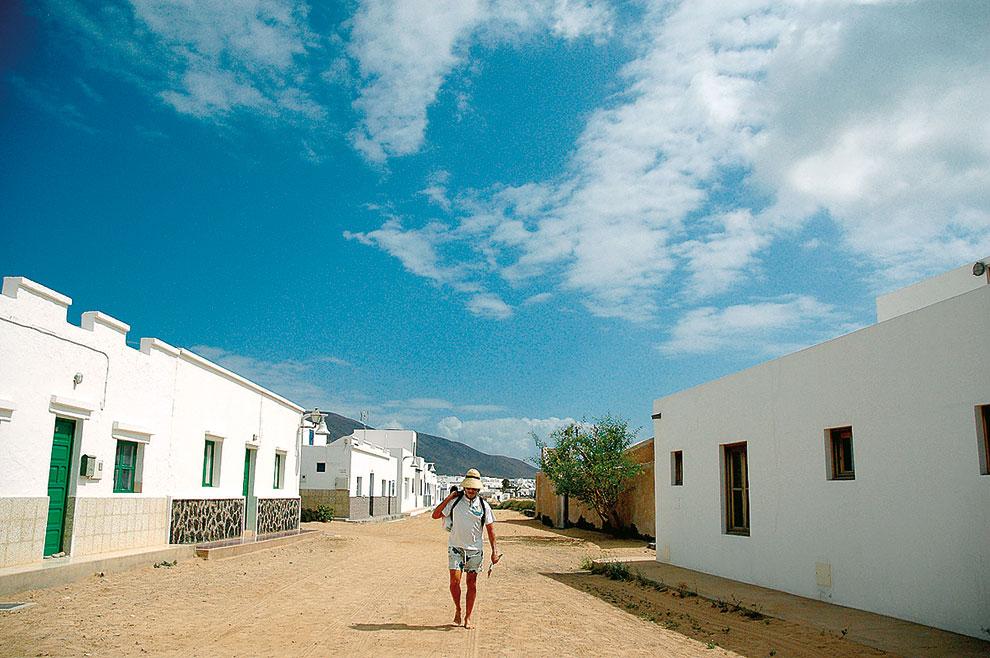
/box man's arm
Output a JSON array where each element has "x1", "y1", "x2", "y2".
[
  {"x1": 486, "y1": 522, "x2": 499, "y2": 563},
  {"x1": 431, "y1": 490, "x2": 458, "y2": 519}
]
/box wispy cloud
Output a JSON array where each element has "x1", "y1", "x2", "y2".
[
  {"x1": 189, "y1": 345, "x2": 351, "y2": 407},
  {"x1": 346, "y1": 0, "x2": 614, "y2": 162},
  {"x1": 657, "y1": 295, "x2": 854, "y2": 357}
]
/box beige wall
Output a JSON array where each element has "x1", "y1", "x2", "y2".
[
  {"x1": 535, "y1": 439, "x2": 655, "y2": 538},
  {"x1": 66, "y1": 497, "x2": 168, "y2": 557}
]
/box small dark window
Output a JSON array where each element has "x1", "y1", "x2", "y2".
[
  {"x1": 828, "y1": 427, "x2": 855, "y2": 480},
  {"x1": 979, "y1": 405, "x2": 990, "y2": 475},
  {"x1": 316, "y1": 462, "x2": 326, "y2": 473},
  {"x1": 723, "y1": 443, "x2": 749, "y2": 535},
  {"x1": 671, "y1": 451, "x2": 683, "y2": 486}
]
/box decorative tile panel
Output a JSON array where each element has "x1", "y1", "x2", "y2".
[
  {"x1": 257, "y1": 497, "x2": 300, "y2": 535},
  {"x1": 67, "y1": 497, "x2": 169, "y2": 556},
  {"x1": 169, "y1": 498, "x2": 243, "y2": 544}
]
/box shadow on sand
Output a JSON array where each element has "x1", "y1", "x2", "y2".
[
  {"x1": 350, "y1": 623, "x2": 457, "y2": 632},
  {"x1": 499, "y1": 517, "x2": 648, "y2": 550}
]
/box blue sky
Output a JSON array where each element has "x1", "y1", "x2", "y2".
[{"x1": 2, "y1": 1, "x2": 988, "y2": 462}]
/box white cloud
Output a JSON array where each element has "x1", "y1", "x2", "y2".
[
  {"x1": 466, "y1": 292, "x2": 513, "y2": 320},
  {"x1": 523, "y1": 292, "x2": 553, "y2": 306},
  {"x1": 46, "y1": 0, "x2": 322, "y2": 124},
  {"x1": 346, "y1": 0, "x2": 613, "y2": 162},
  {"x1": 189, "y1": 345, "x2": 349, "y2": 407},
  {"x1": 437, "y1": 415, "x2": 576, "y2": 459},
  {"x1": 658, "y1": 295, "x2": 851, "y2": 357},
  {"x1": 349, "y1": 1, "x2": 990, "y2": 324}
]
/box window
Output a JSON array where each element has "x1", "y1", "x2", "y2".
[
  {"x1": 390, "y1": 481, "x2": 395, "y2": 496},
  {"x1": 356, "y1": 476, "x2": 362, "y2": 496},
  {"x1": 723, "y1": 443, "x2": 749, "y2": 535},
  {"x1": 113, "y1": 440, "x2": 138, "y2": 493},
  {"x1": 273, "y1": 451, "x2": 285, "y2": 489},
  {"x1": 979, "y1": 405, "x2": 990, "y2": 475},
  {"x1": 202, "y1": 439, "x2": 218, "y2": 487},
  {"x1": 316, "y1": 462, "x2": 326, "y2": 473},
  {"x1": 308, "y1": 429, "x2": 314, "y2": 446},
  {"x1": 404, "y1": 478, "x2": 410, "y2": 497},
  {"x1": 671, "y1": 450, "x2": 683, "y2": 486},
  {"x1": 382, "y1": 479, "x2": 386, "y2": 497},
  {"x1": 827, "y1": 427, "x2": 855, "y2": 480}
]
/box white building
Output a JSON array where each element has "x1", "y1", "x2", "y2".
[
  {"x1": 0, "y1": 276, "x2": 304, "y2": 569},
  {"x1": 300, "y1": 432, "x2": 398, "y2": 519},
  {"x1": 348, "y1": 429, "x2": 438, "y2": 513},
  {"x1": 652, "y1": 260, "x2": 990, "y2": 639}
]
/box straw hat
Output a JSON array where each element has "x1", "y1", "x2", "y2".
[{"x1": 461, "y1": 468, "x2": 483, "y2": 489}]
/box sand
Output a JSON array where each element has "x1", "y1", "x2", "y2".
[{"x1": 0, "y1": 511, "x2": 889, "y2": 657}]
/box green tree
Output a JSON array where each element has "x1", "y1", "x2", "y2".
[
  {"x1": 501, "y1": 478, "x2": 511, "y2": 492},
  {"x1": 534, "y1": 415, "x2": 642, "y2": 531}
]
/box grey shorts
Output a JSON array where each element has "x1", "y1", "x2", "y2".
[{"x1": 448, "y1": 546, "x2": 483, "y2": 573}]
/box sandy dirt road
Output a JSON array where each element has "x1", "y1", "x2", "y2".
[{"x1": 0, "y1": 511, "x2": 881, "y2": 657}]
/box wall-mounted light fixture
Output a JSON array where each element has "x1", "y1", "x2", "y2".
[{"x1": 73, "y1": 372, "x2": 84, "y2": 387}]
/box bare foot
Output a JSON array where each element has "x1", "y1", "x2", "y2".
[
  {"x1": 453, "y1": 610, "x2": 461, "y2": 626},
  {"x1": 463, "y1": 617, "x2": 474, "y2": 629}
]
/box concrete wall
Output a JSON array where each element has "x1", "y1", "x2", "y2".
[
  {"x1": 0, "y1": 276, "x2": 303, "y2": 567},
  {"x1": 652, "y1": 280, "x2": 990, "y2": 639},
  {"x1": 535, "y1": 439, "x2": 655, "y2": 538}
]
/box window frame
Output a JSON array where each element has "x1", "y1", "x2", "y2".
[
  {"x1": 979, "y1": 405, "x2": 990, "y2": 476},
  {"x1": 316, "y1": 462, "x2": 326, "y2": 473},
  {"x1": 113, "y1": 440, "x2": 138, "y2": 493},
  {"x1": 723, "y1": 442, "x2": 750, "y2": 536},
  {"x1": 202, "y1": 439, "x2": 217, "y2": 487},
  {"x1": 356, "y1": 475, "x2": 362, "y2": 497},
  {"x1": 827, "y1": 426, "x2": 855, "y2": 480},
  {"x1": 273, "y1": 451, "x2": 285, "y2": 489},
  {"x1": 671, "y1": 450, "x2": 683, "y2": 486}
]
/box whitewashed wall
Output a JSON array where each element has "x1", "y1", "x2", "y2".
[
  {"x1": 0, "y1": 276, "x2": 303, "y2": 565},
  {"x1": 652, "y1": 281, "x2": 990, "y2": 638}
]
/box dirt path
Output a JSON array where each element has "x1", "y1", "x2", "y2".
[{"x1": 0, "y1": 512, "x2": 884, "y2": 657}]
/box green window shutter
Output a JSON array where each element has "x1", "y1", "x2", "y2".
[
  {"x1": 113, "y1": 440, "x2": 138, "y2": 493},
  {"x1": 203, "y1": 440, "x2": 215, "y2": 487}
]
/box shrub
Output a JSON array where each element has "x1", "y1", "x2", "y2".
[
  {"x1": 301, "y1": 505, "x2": 333, "y2": 523},
  {"x1": 589, "y1": 560, "x2": 631, "y2": 581},
  {"x1": 495, "y1": 498, "x2": 536, "y2": 511}
]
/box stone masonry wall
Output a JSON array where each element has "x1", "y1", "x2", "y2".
[
  {"x1": 300, "y1": 489, "x2": 349, "y2": 518},
  {"x1": 0, "y1": 497, "x2": 47, "y2": 568},
  {"x1": 257, "y1": 497, "x2": 300, "y2": 535},
  {"x1": 169, "y1": 498, "x2": 243, "y2": 544}
]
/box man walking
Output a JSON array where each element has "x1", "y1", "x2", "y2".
[{"x1": 432, "y1": 468, "x2": 498, "y2": 628}]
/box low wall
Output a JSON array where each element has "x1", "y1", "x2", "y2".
[
  {"x1": 257, "y1": 497, "x2": 300, "y2": 535},
  {"x1": 535, "y1": 439, "x2": 655, "y2": 538},
  {"x1": 67, "y1": 496, "x2": 169, "y2": 556},
  {"x1": 300, "y1": 489, "x2": 350, "y2": 517},
  {"x1": 169, "y1": 498, "x2": 243, "y2": 544}
]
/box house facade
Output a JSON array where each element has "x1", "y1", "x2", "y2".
[
  {"x1": 299, "y1": 433, "x2": 399, "y2": 519},
  {"x1": 344, "y1": 429, "x2": 437, "y2": 514},
  {"x1": 0, "y1": 276, "x2": 303, "y2": 569},
  {"x1": 652, "y1": 261, "x2": 990, "y2": 638}
]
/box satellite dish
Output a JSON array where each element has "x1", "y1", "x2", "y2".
[{"x1": 974, "y1": 261, "x2": 987, "y2": 276}]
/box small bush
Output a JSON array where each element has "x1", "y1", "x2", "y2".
[
  {"x1": 495, "y1": 498, "x2": 536, "y2": 511},
  {"x1": 579, "y1": 556, "x2": 595, "y2": 571},
  {"x1": 301, "y1": 505, "x2": 333, "y2": 523},
  {"x1": 590, "y1": 560, "x2": 631, "y2": 581}
]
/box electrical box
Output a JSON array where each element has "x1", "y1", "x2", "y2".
[{"x1": 80, "y1": 454, "x2": 104, "y2": 480}]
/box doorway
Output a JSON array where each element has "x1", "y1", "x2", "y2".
[
  {"x1": 242, "y1": 447, "x2": 257, "y2": 536},
  {"x1": 45, "y1": 418, "x2": 75, "y2": 556}
]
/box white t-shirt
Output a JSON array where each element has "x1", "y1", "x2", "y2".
[{"x1": 442, "y1": 494, "x2": 495, "y2": 552}]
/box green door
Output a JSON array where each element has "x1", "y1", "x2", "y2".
[
  {"x1": 45, "y1": 418, "x2": 75, "y2": 556},
  {"x1": 242, "y1": 448, "x2": 251, "y2": 496}
]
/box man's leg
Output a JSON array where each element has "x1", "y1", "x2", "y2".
[
  {"x1": 463, "y1": 571, "x2": 478, "y2": 628},
  {"x1": 449, "y1": 569, "x2": 462, "y2": 624}
]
